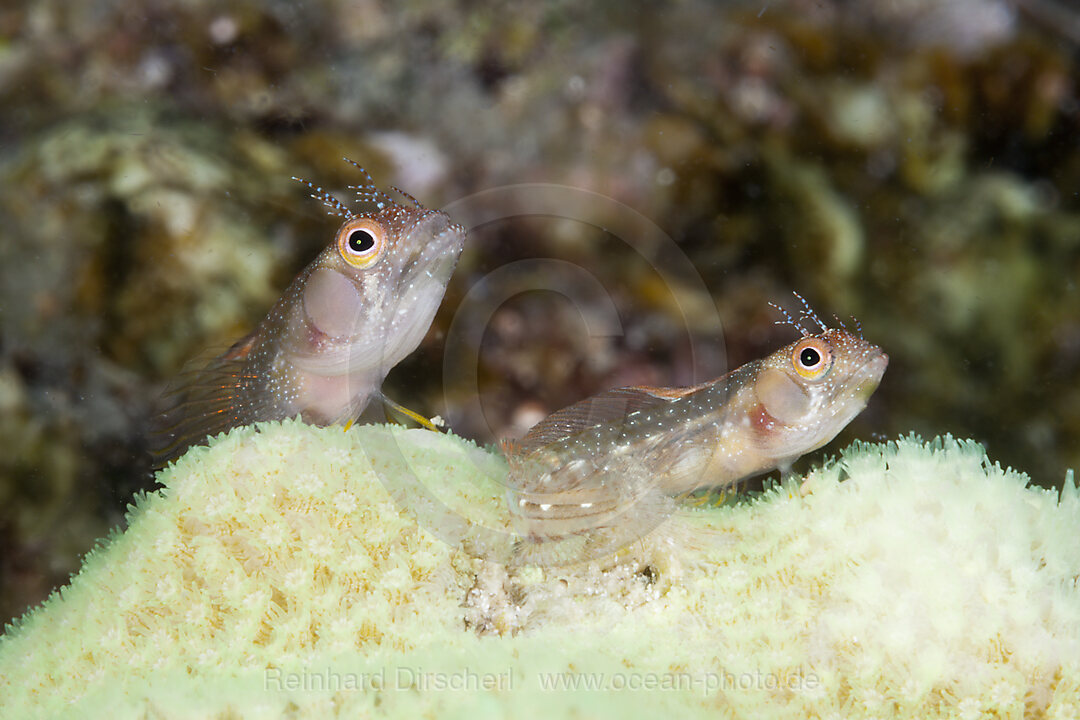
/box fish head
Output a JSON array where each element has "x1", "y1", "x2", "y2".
[
  {"x1": 150, "y1": 167, "x2": 465, "y2": 464},
  {"x1": 751, "y1": 327, "x2": 888, "y2": 459},
  {"x1": 289, "y1": 174, "x2": 466, "y2": 384}
]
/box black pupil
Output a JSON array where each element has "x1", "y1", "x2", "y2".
[
  {"x1": 800, "y1": 347, "x2": 821, "y2": 367},
  {"x1": 348, "y1": 229, "x2": 376, "y2": 254}
]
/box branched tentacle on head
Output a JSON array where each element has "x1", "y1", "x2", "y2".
[
  {"x1": 769, "y1": 300, "x2": 806, "y2": 336},
  {"x1": 292, "y1": 158, "x2": 426, "y2": 218},
  {"x1": 794, "y1": 291, "x2": 828, "y2": 333},
  {"x1": 342, "y1": 157, "x2": 398, "y2": 210},
  {"x1": 830, "y1": 311, "x2": 865, "y2": 339},
  {"x1": 291, "y1": 177, "x2": 354, "y2": 219},
  {"x1": 389, "y1": 185, "x2": 422, "y2": 208},
  {"x1": 770, "y1": 291, "x2": 830, "y2": 336}
]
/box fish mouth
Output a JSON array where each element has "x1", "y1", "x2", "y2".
[
  {"x1": 403, "y1": 211, "x2": 467, "y2": 275},
  {"x1": 414, "y1": 211, "x2": 466, "y2": 249},
  {"x1": 851, "y1": 348, "x2": 888, "y2": 402}
]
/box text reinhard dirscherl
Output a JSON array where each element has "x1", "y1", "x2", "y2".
[
  {"x1": 263, "y1": 667, "x2": 821, "y2": 695},
  {"x1": 265, "y1": 666, "x2": 514, "y2": 693}
]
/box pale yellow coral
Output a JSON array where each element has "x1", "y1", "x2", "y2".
[{"x1": 1, "y1": 422, "x2": 1078, "y2": 719}]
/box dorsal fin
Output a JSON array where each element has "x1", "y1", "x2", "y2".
[
  {"x1": 220, "y1": 330, "x2": 259, "y2": 362},
  {"x1": 516, "y1": 383, "x2": 708, "y2": 455}
]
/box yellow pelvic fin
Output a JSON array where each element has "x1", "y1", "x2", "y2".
[{"x1": 381, "y1": 395, "x2": 442, "y2": 432}]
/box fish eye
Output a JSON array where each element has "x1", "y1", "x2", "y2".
[
  {"x1": 336, "y1": 218, "x2": 387, "y2": 268},
  {"x1": 791, "y1": 338, "x2": 833, "y2": 380},
  {"x1": 348, "y1": 229, "x2": 375, "y2": 253}
]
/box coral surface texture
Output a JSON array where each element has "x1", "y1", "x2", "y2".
[{"x1": 1, "y1": 421, "x2": 1078, "y2": 719}]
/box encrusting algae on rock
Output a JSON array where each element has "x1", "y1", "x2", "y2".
[{"x1": 1, "y1": 421, "x2": 1079, "y2": 718}]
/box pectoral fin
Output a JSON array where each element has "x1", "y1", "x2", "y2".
[{"x1": 149, "y1": 331, "x2": 266, "y2": 469}]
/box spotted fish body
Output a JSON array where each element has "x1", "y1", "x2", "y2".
[
  {"x1": 152, "y1": 162, "x2": 466, "y2": 466},
  {"x1": 504, "y1": 300, "x2": 888, "y2": 562}
]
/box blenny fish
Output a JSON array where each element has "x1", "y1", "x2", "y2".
[
  {"x1": 503, "y1": 294, "x2": 887, "y2": 563},
  {"x1": 152, "y1": 160, "x2": 466, "y2": 466}
]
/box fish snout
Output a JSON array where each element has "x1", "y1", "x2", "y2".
[{"x1": 414, "y1": 211, "x2": 465, "y2": 252}]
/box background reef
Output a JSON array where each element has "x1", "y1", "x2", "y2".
[{"x1": 1, "y1": 0, "x2": 1079, "y2": 626}]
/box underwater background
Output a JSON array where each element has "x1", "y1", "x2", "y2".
[{"x1": 0, "y1": 0, "x2": 1077, "y2": 627}]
